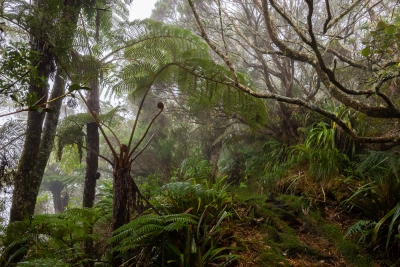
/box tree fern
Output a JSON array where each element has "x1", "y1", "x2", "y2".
[{"x1": 92, "y1": 19, "x2": 269, "y2": 130}]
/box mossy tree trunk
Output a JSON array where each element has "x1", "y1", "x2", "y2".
[
  {"x1": 9, "y1": 48, "x2": 54, "y2": 223},
  {"x1": 8, "y1": 0, "x2": 81, "y2": 225}
]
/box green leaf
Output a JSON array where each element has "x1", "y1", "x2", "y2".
[
  {"x1": 28, "y1": 105, "x2": 43, "y2": 112},
  {"x1": 28, "y1": 106, "x2": 39, "y2": 111},
  {"x1": 43, "y1": 108, "x2": 53, "y2": 113},
  {"x1": 386, "y1": 25, "x2": 396, "y2": 35},
  {"x1": 10, "y1": 94, "x2": 18, "y2": 102},
  {"x1": 361, "y1": 47, "x2": 371, "y2": 57},
  {"x1": 80, "y1": 86, "x2": 91, "y2": 91},
  {"x1": 68, "y1": 84, "x2": 81, "y2": 92}
]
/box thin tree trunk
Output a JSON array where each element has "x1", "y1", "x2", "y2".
[
  {"x1": 82, "y1": 77, "x2": 100, "y2": 208},
  {"x1": 82, "y1": 76, "x2": 100, "y2": 267},
  {"x1": 210, "y1": 140, "x2": 222, "y2": 183},
  {"x1": 49, "y1": 180, "x2": 65, "y2": 213}
]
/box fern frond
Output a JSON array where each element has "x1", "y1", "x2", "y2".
[
  {"x1": 345, "y1": 220, "x2": 374, "y2": 244},
  {"x1": 111, "y1": 213, "x2": 197, "y2": 252}
]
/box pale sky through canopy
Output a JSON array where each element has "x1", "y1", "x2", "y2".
[{"x1": 130, "y1": 0, "x2": 158, "y2": 20}]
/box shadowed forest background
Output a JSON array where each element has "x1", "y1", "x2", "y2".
[{"x1": 1, "y1": 0, "x2": 400, "y2": 266}]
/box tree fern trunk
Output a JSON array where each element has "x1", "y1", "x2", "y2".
[{"x1": 112, "y1": 166, "x2": 130, "y2": 266}]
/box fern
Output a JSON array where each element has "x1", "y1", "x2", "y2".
[
  {"x1": 345, "y1": 220, "x2": 374, "y2": 244},
  {"x1": 3, "y1": 208, "x2": 104, "y2": 265},
  {"x1": 56, "y1": 106, "x2": 124, "y2": 161},
  {"x1": 354, "y1": 150, "x2": 400, "y2": 179},
  {"x1": 111, "y1": 213, "x2": 197, "y2": 252},
  {"x1": 94, "y1": 19, "x2": 269, "y2": 130}
]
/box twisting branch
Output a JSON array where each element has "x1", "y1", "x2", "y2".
[
  {"x1": 188, "y1": 0, "x2": 239, "y2": 85},
  {"x1": 268, "y1": 0, "x2": 311, "y2": 45},
  {"x1": 323, "y1": 0, "x2": 332, "y2": 34},
  {"x1": 221, "y1": 6, "x2": 283, "y2": 56},
  {"x1": 301, "y1": 0, "x2": 397, "y2": 110},
  {"x1": 326, "y1": 0, "x2": 362, "y2": 30},
  {"x1": 259, "y1": 0, "x2": 315, "y2": 64}
]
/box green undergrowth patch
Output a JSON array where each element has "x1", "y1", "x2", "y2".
[
  {"x1": 230, "y1": 187, "x2": 325, "y2": 266},
  {"x1": 230, "y1": 185, "x2": 375, "y2": 266},
  {"x1": 310, "y1": 212, "x2": 374, "y2": 267}
]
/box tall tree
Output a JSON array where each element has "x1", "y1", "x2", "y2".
[{"x1": 7, "y1": 0, "x2": 82, "y2": 223}]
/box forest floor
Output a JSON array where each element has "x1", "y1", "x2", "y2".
[{"x1": 227, "y1": 187, "x2": 384, "y2": 267}]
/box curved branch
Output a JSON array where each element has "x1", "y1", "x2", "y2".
[
  {"x1": 326, "y1": 0, "x2": 362, "y2": 31},
  {"x1": 129, "y1": 134, "x2": 155, "y2": 164},
  {"x1": 188, "y1": 0, "x2": 239, "y2": 85},
  {"x1": 260, "y1": 0, "x2": 315, "y2": 64},
  {"x1": 128, "y1": 108, "x2": 163, "y2": 160},
  {"x1": 268, "y1": 0, "x2": 311, "y2": 45},
  {"x1": 323, "y1": 0, "x2": 332, "y2": 34}
]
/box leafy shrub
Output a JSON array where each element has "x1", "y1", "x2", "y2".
[
  {"x1": 345, "y1": 150, "x2": 400, "y2": 259},
  {"x1": 289, "y1": 122, "x2": 350, "y2": 181}
]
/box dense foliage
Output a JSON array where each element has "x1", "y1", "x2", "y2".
[{"x1": 1, "y1": 0, "x2": 400, "y2": 266}]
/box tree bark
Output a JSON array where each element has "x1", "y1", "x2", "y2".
[
  {"x1": 82, "y1": 77, "x2": 100, "y2": 208},
  {"x1": 112, "y1": 166, "x2": 130, "y2": 267},
  {"x1": 81, "y1": 76, "x2": 100, "y2": 267},
  {"x1": 9, "y1": 47, "x2": 53, "y2": 223},
  {"x1": 49, "y1": 180, "x2": 65, "y2": 213},
  {"x1": 8, "y1": 0, "x2": 81, "y2": 225},
  {"x1": 210, "y1": 140, "x2": 222, "y2": 183}
]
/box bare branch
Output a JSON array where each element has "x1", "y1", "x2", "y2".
[{"x1": 323, "y1": 0, "x2": 332, "y2": 34}]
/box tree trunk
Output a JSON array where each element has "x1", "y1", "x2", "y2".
[
  {"x1": 82, "y1": 77, "x2": 100, "y2": 208},
  {"x1": 210, "y1": 140, "x2": 222, "y2": 183},
  {"x1": 81, "y1": 76, "x2": 100, "y2": 267},
  {"x1": 8, "y1": 0, "x2": 81, "y2": 225},
  {"x1": 49, "y1": 180, "x2": 65, "y2": 213},
  {"x1": 112, "y1": 166, "x2": 130, "y2": 266},
  {"x1": 9, "y1": 47, "x2": 53, "y2": 223},
  {"x1": 3, "y1": 2, "x2": 80, "y2": 265}
]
